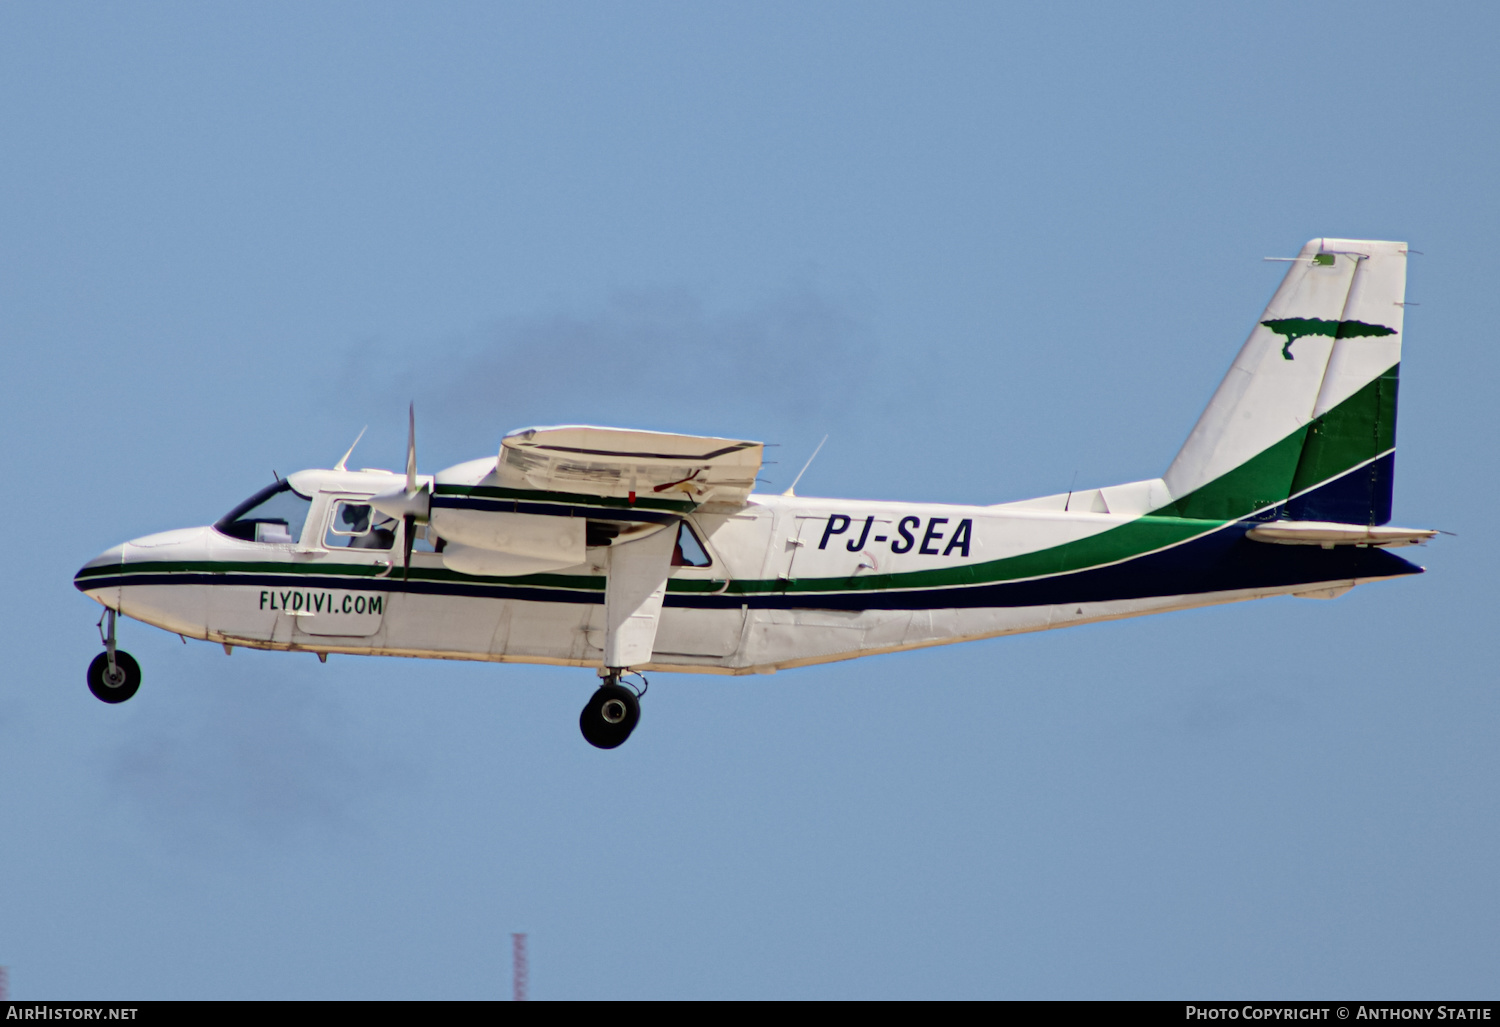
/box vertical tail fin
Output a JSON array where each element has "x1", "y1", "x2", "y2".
[{"x1": 1162, "y1": 239, "x2": 1407, "y2": 523}]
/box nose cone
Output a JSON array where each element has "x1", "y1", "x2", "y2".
[
  {"x1": 75, "y1": 542, "x2": 125, "y2": 594},
  {"x1": 75, "y1": 526, "x2": 215, "y2": 595}
]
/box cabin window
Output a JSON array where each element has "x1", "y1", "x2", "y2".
[
  {"x1": 214, "y1": 481, "x2": 314, "y2": 544},
  {"x1": 672, "y1": 522, "x2": 712, "y2": 567},
  {"x1": 325, "y1": 501, "x2": 397, "y2": 551}
]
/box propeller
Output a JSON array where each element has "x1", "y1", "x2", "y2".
[
  {"x1": 368, "y1": 403, "x2": 432, "y2": 580},
  {"x1": 401, "y1": 403, "x2": 421, "y2": 579}
]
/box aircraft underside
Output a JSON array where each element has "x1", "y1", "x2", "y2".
[{"x1": 106, "y1": 580, "x2": 1387, "y2": 676}]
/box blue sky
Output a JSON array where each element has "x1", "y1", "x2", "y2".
[{"x1": 3, "y1": 2, "x2": 1497, "y2": 999}]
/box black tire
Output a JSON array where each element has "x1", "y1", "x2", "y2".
[
  {"x1": 580, "y1": 682, "x2": 640, "y2": 749},
  {"x1": 87, "y1": 650, "x2": 141, "y2": 704}
]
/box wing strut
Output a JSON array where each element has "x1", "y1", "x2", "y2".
[{"x1": 602, "y1": 521, "x2": 678, "y2": 671}]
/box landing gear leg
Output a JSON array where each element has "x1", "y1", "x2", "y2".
[
  {"x1": 88, "y1": 608, "x2": 141, "y2": 704},
  {"x1": 579, "y1": 670, "x2": 642, "y2": 749}
]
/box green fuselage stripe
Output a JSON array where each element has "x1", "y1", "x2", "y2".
[{"x1": 769, "y1": 364, "x2": 1401, "y2": 595}]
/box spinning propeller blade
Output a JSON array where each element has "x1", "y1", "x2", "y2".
[
  {"x1": 368, "y1": 402, "x2": 432, "y2": 580},
  {"x1": 403, "y1": 403, "x2": 417, "y2": 580},
  {"x1": 402, "y1": 513, "x2": 416, "y2": 580},
  {"x1": 405, "y1": 403, "x2": 417, "y2": 494}
]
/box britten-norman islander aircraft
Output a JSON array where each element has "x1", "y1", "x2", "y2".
[{"x1": 75, "y1": 238, "x2": 1434, "y2": 748}]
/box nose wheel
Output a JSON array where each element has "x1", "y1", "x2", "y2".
[
  {"x1": 88, "y1": 650, "x2": 141, "y2": 703},
  {"x1": 88, "y1": 609, "x2": 141, "y2": 703},
  {"x1": 580, "y1": 673, "x2": 643, "y2": 749}
]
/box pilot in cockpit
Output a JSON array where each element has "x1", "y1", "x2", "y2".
[{"x1": 327, "y1": 501, "x2": 396, "y2": 551}]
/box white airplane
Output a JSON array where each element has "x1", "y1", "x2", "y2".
[{"x1": 76, "y1": 238, "x2": 1436, "y2": 748}]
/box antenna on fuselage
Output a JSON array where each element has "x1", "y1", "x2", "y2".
[
  {"x1": 782, "y1": 435, "x2": 828, "y2": 497},
  {"x1": 333, "y1": 426, "x2": 368, "y2": 472}
]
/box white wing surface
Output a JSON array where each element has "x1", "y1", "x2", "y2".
[{"x1": 498, "y1": 425, "x2": 763, "y2": 506}]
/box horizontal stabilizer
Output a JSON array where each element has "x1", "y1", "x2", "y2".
[
  {"x1": 498, "y1": 425, "x2": 762, "y2": 506},
  {"x1": 1245, "y1": 521, "x2": 1435, "y2": 548}
]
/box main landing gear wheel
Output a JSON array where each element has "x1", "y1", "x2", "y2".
[
  {"x1": 580, "y1": 679, "x2": 641, "y2": 749},
  {"x1": 88, "y1": 650, "x2": 141, "y2": 704}
]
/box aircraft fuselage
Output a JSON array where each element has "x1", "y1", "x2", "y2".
[{"x1": 75, "y1": 467, "x2": 1419, "y2": 676}]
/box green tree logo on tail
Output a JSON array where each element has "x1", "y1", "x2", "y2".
[{"x1": 1260, "y1": 318, "x2": 1397, "y2": 360}]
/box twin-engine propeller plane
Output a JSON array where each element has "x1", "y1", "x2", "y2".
[{"x1": 76, "y1": 238, "x2": 1435, "y2": 748}]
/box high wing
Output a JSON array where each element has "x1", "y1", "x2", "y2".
[
  {"x1": 421, "y1": 426, "x2": 762, "y2": 681},
  {"x1": 496, "y1": 425, "x2": 763, "y2": 507},
  {"x1": 418, "y1": 426, "x2": 763, "y2": 579}
]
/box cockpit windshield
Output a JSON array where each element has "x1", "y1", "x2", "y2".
[{"x1": 214, "y1": 480, "x2": 314, "y2": 544}]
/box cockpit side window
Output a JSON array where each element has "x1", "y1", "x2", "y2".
[
  {"x1": 672, "y1": 521, "x2": 712, "y2": 568},
  {"x1": 214, "y1": 481, "x2": 314, "y2": 544},
  {"x1": 324, "y1": 501, "x2": 396, "y2": 551}
]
